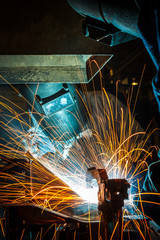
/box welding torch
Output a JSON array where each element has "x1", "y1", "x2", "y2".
[{"x1": 86, "y1": 167, "x2": 130, "y2": 240}]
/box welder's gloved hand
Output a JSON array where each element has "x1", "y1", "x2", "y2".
[{"x1": 139, "y1": 160, "x2": 160, "y2": 225}]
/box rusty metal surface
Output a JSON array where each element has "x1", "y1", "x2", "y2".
[{"x1": 0, "y1": 55, "x2": 112, "y2": 83}]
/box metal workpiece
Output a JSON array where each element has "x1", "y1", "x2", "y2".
[
  {"x1": 0, "y1": 55, "x2": 89, "y2": 84},
  {"x1": 0, "y1": 55, "x2": 112, "y2": 84}
]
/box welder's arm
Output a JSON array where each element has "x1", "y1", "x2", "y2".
[{"x1": 137, "y1": 0, "x2": 160, "y2": 110}]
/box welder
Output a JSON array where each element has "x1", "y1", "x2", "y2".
[
  {"x1": 67, "y1": 0, "x2": 160, "y2": 227},
  {"x1": 67, "y1": 0, "x2": 160, "y2": 111}
]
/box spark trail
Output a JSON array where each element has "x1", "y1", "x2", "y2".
[{"x1": 0, "y1": 79, "x2": 159, "y2": 239}]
